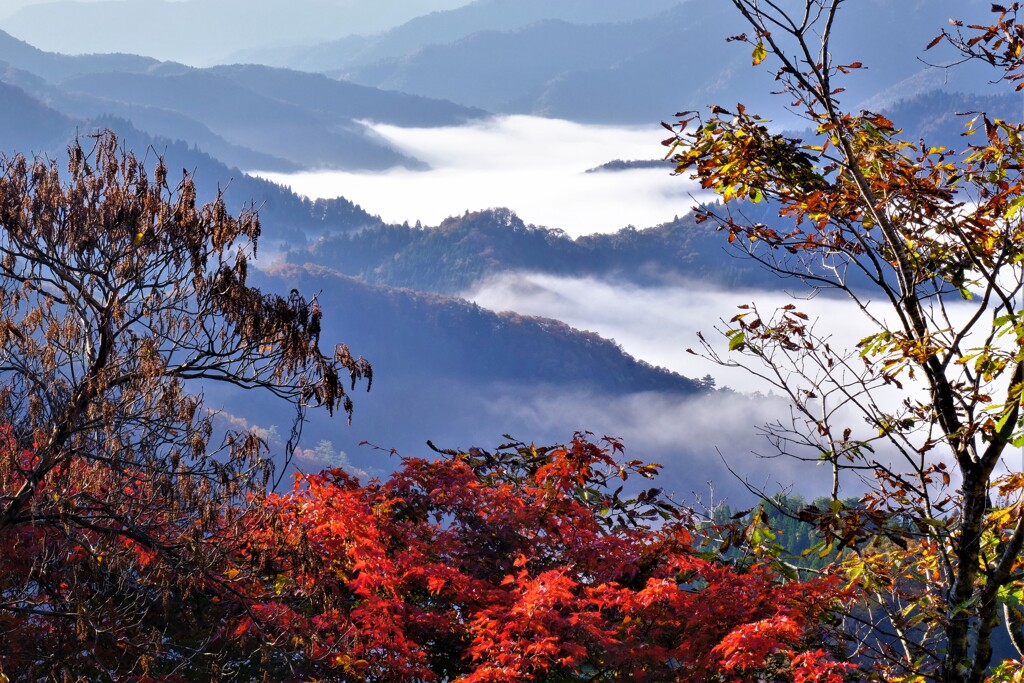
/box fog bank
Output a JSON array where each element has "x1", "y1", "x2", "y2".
[{"x1": 255, "y1": 116, "x2": 711, "y2": 236}]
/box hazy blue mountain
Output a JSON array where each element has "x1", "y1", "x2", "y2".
[
  {"x1": 0, "y1": 65, "x2": 300, "y2": 172},
  {"x1": 311, "y1": 0, "x2": 1003, "y2": 124},
  {"x1": 0, "y1": 29, "x2": 484, "y2": 130},
  {"x1": 230, "y1": 263, "x2": 716, "y2": 487},
  {"x1": 262, "y1": 263, "x2": 695, "y2": 395},
  {"x1": 236, "y1": 0, "x2": 686, "y2": 72},
  {"x1": 0, "y1": 80, "x2": 79, "y2": 156},
  {"x1": 0, "y1": 0, "x2": 475, "y2": 66},
  {"x1": 337, "y1": 7, "x2": 734, "y2": 120},
  {"x1": 0, "y1": 28, "x2": 163, "y2": 82},
  {"x1": 206, "y1": 64, "x2": 487, "y2": 127},
  {"x1": 77, "y1": 103, "x2": 301, "y2": 173},
  {"x1": 0, "y1": 94, "x2": 381, "y2": 242},
  {"x1": 57, "y1": 70, "x2": 424, "y2": 171},
  {"x1": 0, "y1": 29, "x2": 486, "y2": 171},
  {"x1": 78, "y1": 117, "x2": 385, "y2": 246}
]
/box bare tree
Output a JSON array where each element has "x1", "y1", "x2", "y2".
[{"x1": 0, "y1": 131, "x2": 370, "y2": 678}]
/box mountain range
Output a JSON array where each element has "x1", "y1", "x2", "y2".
[
  {"x1": 287, "y1": 207, "x2": 777, "y2": 295},
  {"x1": 1, "y1": 0, "x2": 1009, "y2": 127},
  {"x1": 232, "y1": 0, "x2": 686, "y2": 74},
  {"x1": 221, "y1": 262, "x2": 723, "y2": 493},
  {"x1": 0, "y1": 28, "x2": 485, "y2": 172},
  {"x1": 233, "y1": 0, "x2": 1007, "y2": 125},
  {"x1": 0, "y1": 0, "x2": 1020, "y2": 500}
]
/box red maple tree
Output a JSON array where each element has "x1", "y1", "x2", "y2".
[{"x1": 225, "y1": 434, "x2": 855, "y2": 682}]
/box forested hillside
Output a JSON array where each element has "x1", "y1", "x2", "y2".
[
  {"x1": 254, "y1": 263, "x2": 697, "y2": 394},
  {"x1": 289, "y1": 207, "x2": 783, "y2": 294}
]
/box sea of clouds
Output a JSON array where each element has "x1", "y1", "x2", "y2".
[
  {"x1": 255, "y1": 115, "x2": 712, "y2": 236},
  {"x1": 257, "y1": 114, "x2": 1019, "y2": 502}
]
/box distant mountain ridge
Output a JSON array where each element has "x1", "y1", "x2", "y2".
[
  {"x1": 0, "y1": 29, "x2": 487, "y2": 172},
  {"x1": 333, "y1": 4, "x2": 738, "y2": 122},
  {"x1": 233, "y1": 0, "x2": 687, "y2": 72},
  {"x1": 0, "y1": 80, "x2": 77, "y2": 155},
  {"x1": 258, "y1": 263, "x2": 696, "y2": 396},
  {"x1": 56, "y1": 70, "x2": 426, "y2": 171},
  {"x1": 251, "y1": 0, "x2": 1003, "y2": 125},
  {"x1": 0, "y1": 28, "x2": 162, "y2": 82},
  {"x1": 237, "y1": 262, "x2": 704, "y2": 476}
]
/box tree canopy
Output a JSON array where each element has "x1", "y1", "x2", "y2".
[{"x1": 234, "y1": 434, "x2": 853, "y2": 682}]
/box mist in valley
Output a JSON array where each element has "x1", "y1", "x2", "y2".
[
  {"x1": 256, "y1": 115, "x2": 710, "y2": 236},
  {"x1": 252, "y1": 112, "x2": 982, "y2": 504}
]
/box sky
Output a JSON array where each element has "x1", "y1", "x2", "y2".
[
  {"x1": 0, "y1": 0, "x2": 476, "y2": 64},
  {"x1": 256, "y1": 116, "x2": 712, "y2": 236},
  {"x1": 0, "y1": 0, "x2": 472, "y2": 19}
]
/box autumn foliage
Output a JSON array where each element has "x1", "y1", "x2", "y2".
[
  {"x1": 0, "y1": 132, "x2": 371, "y2": 679},
  {"x1": 0, "y1": 431, "x2": 854, "y2": 681},
  {"x1": 214, "y1": 435, "x2": 853, "y2": 682},
  {"x1": 0, "y1": 423, "x2": 264, "y2": 679},
  {"x1": 664, "y1": 2, "x2": 1024, "y2": 681}
]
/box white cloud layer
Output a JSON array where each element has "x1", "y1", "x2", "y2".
[
  {"x1": 255, "y1": 116, "x2": 711, "y2": 236},
  {"x1": 462, "y1": 272, "x2": 1024, "y2": 495},
  {"x1": 473, "y1": 386, "x2": 844, "y2": 504},
  {"x1": 463, "y1": 272, "x2": 911, "y2": 394}
]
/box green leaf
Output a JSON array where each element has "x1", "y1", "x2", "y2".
[
  {"x1": 802, "y1": 540, "x2": 825, "y2": 557},
  {"x1": 995, "y1": 406, "x2": 1018, "y2": 437},
  {"x1": 1007, "y1": 195, "x2": 1024, "y2": 220},
  {"x1": 728, "y1": 332, "x2": 746, "y2": 351}
]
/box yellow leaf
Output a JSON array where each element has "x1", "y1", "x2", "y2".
[{"x1": 752, "y1": 41, "x2": 768, "y2": 66}]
